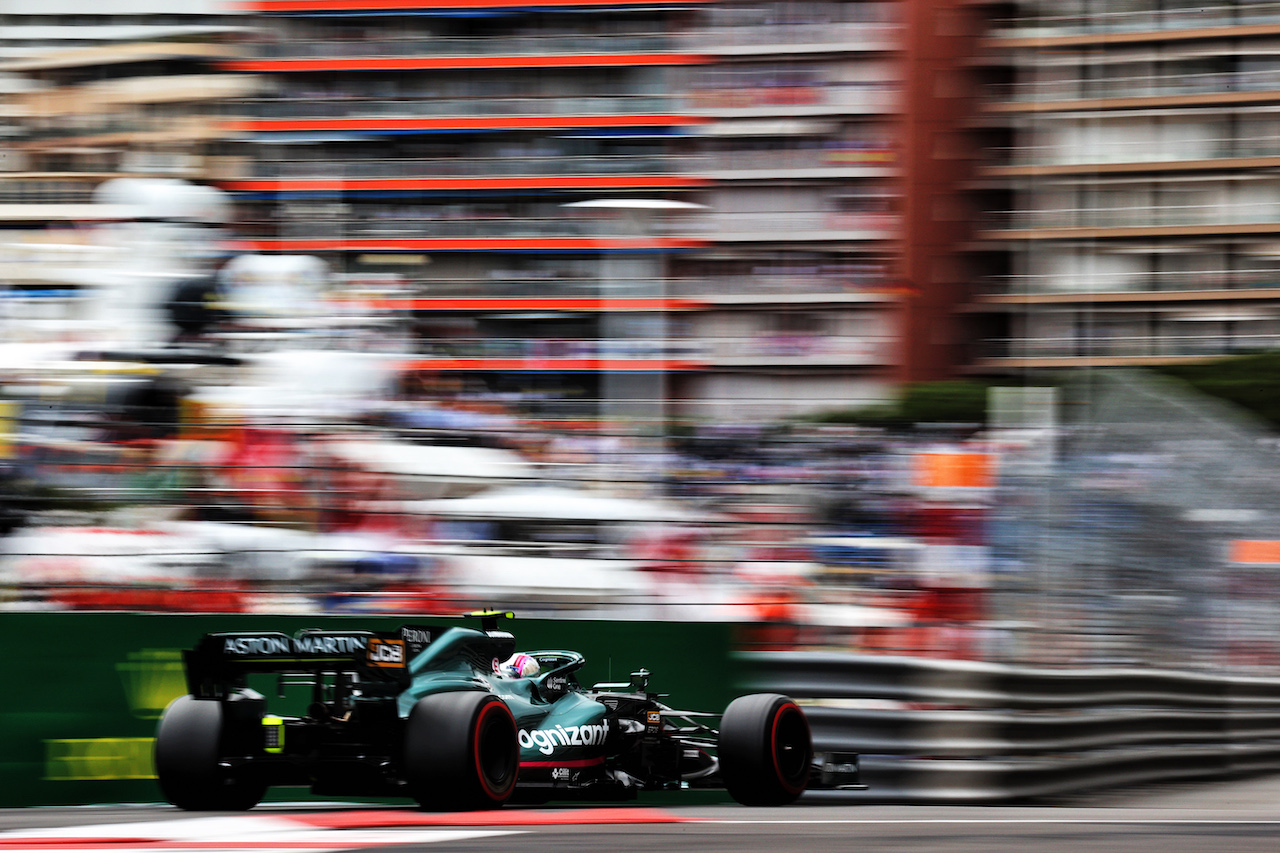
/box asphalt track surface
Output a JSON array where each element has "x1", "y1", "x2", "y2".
[{"x1": 7, "y1": 776, "x2": 1280, "y2": 853}]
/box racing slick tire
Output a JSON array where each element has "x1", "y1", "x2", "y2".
[
  {"x1": 718, "y1": 693, "x2": 812, "y2": 806},
  {"x1": 154, "y1": 695, "x2": 266, "y2": 811},
  {"x1": 403, "y1": 691, "x2": 518, "y2": 810}
]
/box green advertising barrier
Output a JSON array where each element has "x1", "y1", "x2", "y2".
[{"x1": 0, "y1": 613, "x2": 742, "y2": 808}]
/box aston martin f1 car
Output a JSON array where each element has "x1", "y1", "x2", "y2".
[{"x1": 155, "y1": 613, "x2": 861, "y2": 810}]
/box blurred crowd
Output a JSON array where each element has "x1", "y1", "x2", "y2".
[
  {"x1": 2, "y1": 187, "x2": 1278, "y2": 674},
  {"x1": 6, "y1": 359, "x2": 1280, "y2": 677},
  {"x1": 0, "y1": 355, "x2": 1008, "y2": 663}
]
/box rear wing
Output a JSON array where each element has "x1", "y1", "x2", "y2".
[{"x1": 184, "y1": 625, "x2": 441, "y2": 698}]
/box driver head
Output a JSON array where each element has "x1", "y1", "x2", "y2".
[{"x1": 500, "y1": 653, "x2": 540, "y2": 679}]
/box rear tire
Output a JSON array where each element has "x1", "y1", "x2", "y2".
[
  {"x1": 154, "y1": 695, "x2": 266, "y2": 811},
  {"x1": 404, "y1": 692, "x2": 518, "y2": 810},
  {"x1": 718, "y1": 693, "x2": 811, "y2": 806}
]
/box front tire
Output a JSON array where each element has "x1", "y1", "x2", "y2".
[
  {"x1": 718, "y1": 693, "x2": 812, "y2": 806},
  {"x1": 403, "y1": 692, "x2": 518, "y2": 810},
  {"x1": 154, "y1": 695, "x2": 265, "y2": 811}
]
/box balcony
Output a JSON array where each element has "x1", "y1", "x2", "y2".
[
  {"x1": 232, "y1": 95, "x2": 696, "y2": 133},
  {"x1": 226, "y1": 154, "x2": 703, "y2": 192},
  {"x1": 18, "y1": 115, "x2": 227, "y2": 146},
  {"x1": 233, "y1": 150, "x2": 894, "y2": 188},
  {"x1": 15, "y1": 75, "x2": 258, "y2": 117},
  {"x1": 1, "y1": 40, "x2": 238, "y2": 74},
  {"x1": 700, "y1": 334, "x2": 893, "y2": 366},
  {"x1": 400, "y1": 337, "x2": 706, "y2": 370},
  {"x1": 688, "y1": 82, "x2": 898, "y2": 117},
  {"x1": 417, "y1": 337, "x2": 695, "y2": 358},
  {"x1": 404, "y1": 334, "x2": 890, "y2": 367},
  {"x1": 976, "y1": 273, "x2": 1280, "y2": 300},
  {"x1": 0, "y1": 180, "x2": 98, "y2": 204},
  {"x1": 981, "y1": 199, "x2": 1280, "y2": 237},
  {"x1": 698, "y1": 211, "x2": 897, "y2": 242},
  {"x1": 243, "y1": 94, "x2": 680, "y2": 119},
  {"x1": 686, "y1": 22, "x2": 900, "y2": 55},
  {"x1": 675, "y1": 273, "x2": 899, "y2": 301},
  {"x1": 243, "y1": 209, "x2": 709, "y2": 251},
  {"x1": 700, "y1": 146, "x2": 896, "y2": 179},
  {"x1": 987, "y1": 135, "x2": 1280, "y2": 172},
  {"x1": 981, "y1": 332, "x2": 1280, "y2": 364},
  {"x1": 235, "y1": 32, "x2": 686, "y2": 64},
  {"x1": 260, "y1": 213, "x2": 698, "y2": 240},
  {"x1": 336, "y1": 273, "x2": 900, "y2": 302},
  {"x1": 354, "y1": 276, "x2": 664, "y2": 299},
  {"x1": 990, "y1": 3, "x2": 1280, "y2": 41},
  {"x1": 988, "y1": 68, "x2": 1280, "y2": 110},
  {"x1": 254, "y1": 154, "x2": 688, "y2": 180}
]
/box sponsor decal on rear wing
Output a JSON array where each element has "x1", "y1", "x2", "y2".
[{"x1": 183, "y1": 625, "x2": 440, "y2": 697}]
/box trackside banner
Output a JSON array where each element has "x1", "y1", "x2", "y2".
[{"x1": 0, "y1": 613, "x2": 740, "y2": 808}]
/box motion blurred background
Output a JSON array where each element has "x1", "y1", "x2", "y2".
[{"x1": 4, "y1": 0, "x2": 1280, "y2": 675}]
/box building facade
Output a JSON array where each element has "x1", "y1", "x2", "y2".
[
  {"x1": 0, "y1": 0, "x2": 994, "y2": 420},
  {"x1": 975, "y1": 1, "x2": 1280, "y2": 371},
  {"x1": 226, "y1": 0, "x2": 711, "y2": 425},
  {"x1": 225, "y1": 0, "x2": 990, "y2": 422},
  {"x1": 0, "y1": 1, "x2": 251, "y2": 343}
]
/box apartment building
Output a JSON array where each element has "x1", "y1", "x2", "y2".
[
  {"x1": 227, "y1": 0, "x2": 989, "y2": 422},
  {"x1": 0, "y1": 1, "x2": 252, "y2": 340},
  {"x1": 225, "y1": 0, "x2": 712, "y2": 422},
  {"x1": 667, "y1": 1, "x2": 902, "y2": 417},
  {"x1": 0, "y1": 2, "x2": 248, "y2": 183},
  {"x1": 676, "y1": 0, "x2": 987, "y2": 417},
  {"x1": 974, "y1": 1, "x2": 1280, "y2": 369}
]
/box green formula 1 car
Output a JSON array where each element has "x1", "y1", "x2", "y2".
[{"x1": 155, "y1": 613, "x2": 861, "y2": 810}]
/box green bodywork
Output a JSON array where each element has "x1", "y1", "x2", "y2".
[
  {"x1": 0, "y1": 613, "x2": 740, "y2": 808},
  {"x1": 395, "y1": 627, "x2": 607, "y2": 766}
]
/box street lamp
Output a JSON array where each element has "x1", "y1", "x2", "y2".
[
  {"x1": 562, "y1": 199, "x2": 708, "y2": 212},
  {"x1": 561, "y1": 198, "x2": 707, "y2": 494}
]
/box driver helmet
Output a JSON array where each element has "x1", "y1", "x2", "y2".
[{"x1": 500, "y1": 653, "x2": 540, "y2": 679}]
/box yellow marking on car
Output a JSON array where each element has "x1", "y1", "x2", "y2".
[{"x1": 262, "y1": 715, "x2": 285, "y2": 753}]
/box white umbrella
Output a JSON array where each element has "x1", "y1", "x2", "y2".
[
  {"x1": 410, "y1": 486, "x2": 704, "y2": 523},
  {"x1": 324, "y1": 439, "x2": 533, "y2": 483}
]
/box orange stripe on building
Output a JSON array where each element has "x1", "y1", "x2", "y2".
[
  {"x1": 226, "y1": 115, "x2": 706, "y2": 133},
  {"x1": 397, "y1": 358, "x2": 705, "y2": 371},
  {"x1": 249, "y1": 0, "x2": 714, "y2": 10},
  {"x1": 220, "y1": 176, "x2": 710, "y2": 192},
  {"x1": 245, "y1": 237, "x2": 709, "y2": 252},
  {"x1": 225, "y1": 54, "x2": 711, "y2": 72},
  {"x1": 358, "y1": 297, "x2": 703, "y2": 311}
]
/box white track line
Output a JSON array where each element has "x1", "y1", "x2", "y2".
[
  {"x1": 0, "y1": 815, "x2": 521, "y2": 852},
  {"x1": 705, "y1": 818, "x2": 1280, "y2": 825}
]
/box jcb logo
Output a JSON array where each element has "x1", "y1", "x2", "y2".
[
  {"x1": 367, "y1": 639, "x2": 405, "y2": 667},
  {"x1": 645, "y1": 710, "x2": 661, "y2": 732}
]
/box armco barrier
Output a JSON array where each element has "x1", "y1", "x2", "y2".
[
  {"x1": 741, "y1": 651, "x2": 1280, "y2": 803},
  {"x1": 0, "y1": 613, "x2": 739, "y2": 808}
]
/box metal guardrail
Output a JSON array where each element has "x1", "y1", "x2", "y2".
[{"x1": 742, "y1": 651, "x2": 1280, "y2": 802}]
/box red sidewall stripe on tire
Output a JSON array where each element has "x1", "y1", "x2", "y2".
[
  {"x1": 474, "y1": 699, "x2": 517, "y2": 801},
  {"x1": 770, "y1": 702, "x2": 808, "y2": 796}
]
